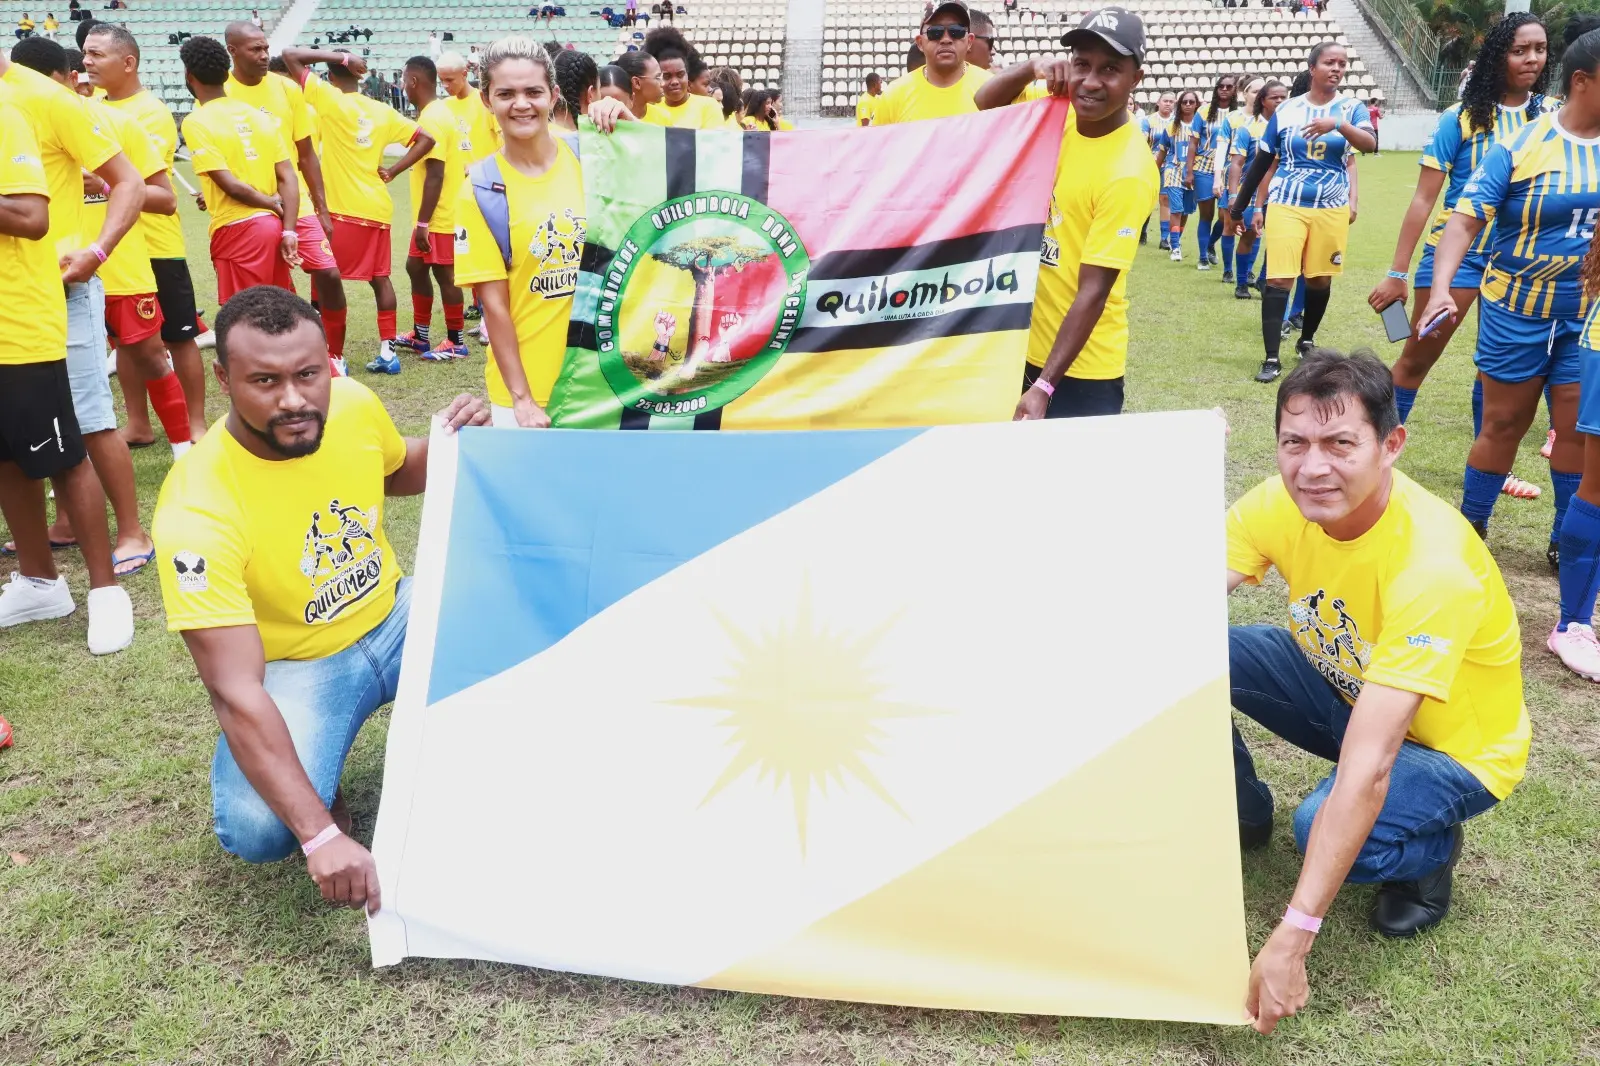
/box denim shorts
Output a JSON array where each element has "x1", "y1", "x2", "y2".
[{"x1": 65, "y1": 276, "x2": 116, "y2": 435}]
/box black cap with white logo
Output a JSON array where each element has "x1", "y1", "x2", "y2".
[
  {"x1": 923, "y1": 0, "x2": 972, "y2": 27},
  {"x1": 1061, "y1": 6, "x2": 1146, "y2": 63}
]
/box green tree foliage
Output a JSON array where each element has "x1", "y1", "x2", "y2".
[{"x1": 1417, "y1": 0, "x2": 1600, "y2": 63}]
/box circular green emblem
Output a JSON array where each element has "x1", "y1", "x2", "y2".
[{"x1": 594, "y1": 193, "x2": 810, "y2": 418}]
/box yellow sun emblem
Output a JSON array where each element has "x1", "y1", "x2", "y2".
[{"x1": 668, "y1": 583, "x2": 943, "y2": 857}]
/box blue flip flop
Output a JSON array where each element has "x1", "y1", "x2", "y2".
[
  {"x1": 112, "y1": 548, "x2": 156, "y2": 576},
  {"x1": 1, "y1": 538, "x2": 77, "y2": 556}
]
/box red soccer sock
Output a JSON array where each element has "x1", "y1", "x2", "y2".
[
  {"x1": 444, "y1": 302, "x2": 464, "y2": 332},
  {"x1": 322, "y1": 306, "x2": 347, "y2": 357},
  {"x1": 377, "y1": 309, "x2": 398, "y2": 341},
  {"x1": 145, "y1": 371, "x2": 192, "y2": 445},
  {"x1": 412, "y1": 294, "x2": 434, "y2": 341}
]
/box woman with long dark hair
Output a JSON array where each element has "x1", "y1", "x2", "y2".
[
  {"x1": 1190, "y1": 72, "x2": 1238, "y2": 271},
  {"x1": 1153, "y1": 89, "x2": 1200, "y2": 263},
  {"x1": 1230, "y1": 42, "x2": 1375, "y2": 382},
  {"x1": 1369, "y1": 12, "x2": 1551, "y2": 506},
  {"x1": 1420, "y1": 26, "x2": 1600, "y2": 681},
  {"x1": 551, "y1": 48, "x2": 599, "y2": 131},
  {"x1": 598, "y1": 51, "x2": 663, "y2": 118},
  {"x1": 1230, "y1": 78, "x2": 1285, "y2": 299}
]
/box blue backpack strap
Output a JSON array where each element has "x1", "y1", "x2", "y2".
[
  {"x1": 558, "y1": 129, "x2": 580, "y2": 161},
  {"x1": 467, "y1": 154, "x2": 512, "y2": 271}
]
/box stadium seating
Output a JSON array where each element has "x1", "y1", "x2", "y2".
[
  {"x1": 301, "y1": 0, "x2": 784, "y2": 93},
  {"x1": 3, "y1": 1, "x2": 284, "y2": 111},
  {"x1": 820, "y1": 0, "x2": 1378, "y2": 115}
]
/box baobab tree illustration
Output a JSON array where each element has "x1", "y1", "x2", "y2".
[{"x1": 650, "y1": 235, "x2": 772, "y2": 380}]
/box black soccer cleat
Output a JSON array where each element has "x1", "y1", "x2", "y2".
[
  {"x1": 1549, "y1": 540, "x2": 1560, "y2": 572},
  {"x1": 1254, "y1": 358, "x2": 1282, "y2": 384},
  {"x1": 1235, "y1": 284, "x2": 1252, "y2": 300}
]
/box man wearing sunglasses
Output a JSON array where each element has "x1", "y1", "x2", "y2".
[
  {"x1": 871, "y1": 0, "x2": 991, "y2": 125},
  {"x1": 968, "y1": 8, "x2": 996, "y2": 70}
]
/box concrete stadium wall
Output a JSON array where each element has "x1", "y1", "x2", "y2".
[{"x1": 1378, "y1": 111, "x2": 1441, "y2": 153}]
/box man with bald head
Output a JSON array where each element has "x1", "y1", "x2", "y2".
[
  {"x1": 224, "y1": 19, "x2": 352, "y2": 374},
  {"x1": 436, "y1": 50, "x2": 498, "y2": 166}
]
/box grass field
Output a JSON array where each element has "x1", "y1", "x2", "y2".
[{"x1": 2, "y1": 151, "x2": 1598, "y2": 1066}]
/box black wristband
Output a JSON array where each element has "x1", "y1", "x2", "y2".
[{"x1": 652, "y1": 341, "x2": 669, "y2": 353}]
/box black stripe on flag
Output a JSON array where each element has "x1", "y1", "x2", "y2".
[
  {"x1": 806, "y1": 224, "x2": 1045, "y2": 282},
  {"x1": 581, "y1": 241, "x2": 614, "y2": 282},
  {"x1": 786, "y1": 303, "x2": 1036, "y2": 354},
  {"x1": 619, "y1": 407, "x2": 652, "y2": 430},
  {"x1": 665, "y1": 128, "x2": 697, "y2": 200},
  {"x1": 741, "y1": 130, "x2": 770, "y2": 202}
]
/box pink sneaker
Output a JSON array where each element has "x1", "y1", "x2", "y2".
[
  {"x1": 1548, "y1": 623, "x2": 1600, "y2": 681},
  {"x1": 1541, "y1": 429, "x2": 1556, "y2": 459}
]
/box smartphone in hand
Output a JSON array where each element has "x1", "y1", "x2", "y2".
[{"x1": 1378, "y1": 300, "x2": 1411, "y2": 343}]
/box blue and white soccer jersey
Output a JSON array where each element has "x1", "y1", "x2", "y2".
[
  {"x1": 1455, "y1": 113, "x2": 1600, "y2": 385},
  {"x1": 1192, "y1": 112, "x2": 1218, "y2": 202},
  {"x1": 1231, "y1": 114, "x2": 1267, "y2": 227},
  {"x1": 1579, "y1": 298, "x2": 1600, "y2": 435},
  {"x1": 1262, "y1": 95, "x2": 1372, "y2": 210},
  {"x1": 1156, "y1": 121, "x2": 1197, "y2": 214},
  {"x1": 1414, "y1": 97, "x2": 1548, "y2": 290}
]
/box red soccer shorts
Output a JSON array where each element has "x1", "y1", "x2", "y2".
[
  {"x1": 294, "y1": 214, "x2": 338, "y2": 273},
  {"x1": 407, "y1": 228, "x2": 455, "y2": 266},
  {"x1": 211, "y1": 213, "x2": 294, "y2": 304},
  {"x1": 330, "y1": 215, "x2": 392, "y2": 281},
  {"x1": 104, "y1": 292, "x2": 165, "y2": 346}
]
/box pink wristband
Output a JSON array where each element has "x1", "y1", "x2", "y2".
[
  {"x1": 1032, "y1": 377, "x2": 1055, "y2": 397},
  {"x1": 88, "y1": 242, "x2": 107, "y2": 263},
  {"x1": 301, "y1": 824, "x2": 342, "y2": 857},
  {"x1": 1283, "y1": 905, "x2": 1323, "y2": 934}
]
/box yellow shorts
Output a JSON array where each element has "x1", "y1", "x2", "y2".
[{"x1": 1265, "y1": 204, "x2": 1349, "y2": 280}]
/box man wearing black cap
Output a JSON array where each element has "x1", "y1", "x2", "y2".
[
  {"x1": 975, "y1": 7, "x2": 1159, "y2": 418},
  {"x1": 871, "y1": 0, "x2": 991, "y2": 125}
]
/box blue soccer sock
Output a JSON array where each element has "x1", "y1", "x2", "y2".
[
  {"x1": 1559, "y1": 495, "x2": 1600, "y2": 629},
  {"x1": 1461, "y1": 464, "x2": 1504, "y2": 528},
  {"x1": 1220, "y1": 234, "x2": 1235, "y2": 276},
  {"x1": 1394, "y1": 386, "x2": 1418, "y2": 424},
  {"x1": 1256, "y1": 254, "x2": 1268, "y2": 287},
  {"x1": 1160, "y1": 220, "x2": 1171, "y2": 246},
  {"x1": 1290, "y1": 277, "x2": 1307, "y2": 319},
  {"x1": 1236, "y1": 245, "x2": 1257, "y2": 284},
  {"x1": 1195, "y1": 223, "x2": 1208, "y2": 262},
  {"x1": 1553, "y1": 469, "x2": 1581, "y2": 546},
  {"x1": 1472, "y1": 377, "x2": 1484, "y2": 437}
]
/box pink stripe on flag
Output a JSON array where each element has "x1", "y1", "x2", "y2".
[{"x1": 765, "y1": 99, "x2": 1068, "y2": 255}]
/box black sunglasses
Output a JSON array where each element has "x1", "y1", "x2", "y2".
[{"x1": 923, "y1": 25, "x2": 969, "y2": 40}]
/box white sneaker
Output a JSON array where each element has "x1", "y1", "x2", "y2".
[
  {"x1": 196, "y1": 329, "x2": 217, "y2": 350},
  {"x1": 1170, "y1": 246, "x2": 1183, "y2": 262},
  {"x1": 477, "y1": 324, "x2": 489, "y2": 346},
  {"x1": 86, "y1": 585, "x2": 134, "y2": 655},
  {"x1": 1548, "y1": 622, "x2": 1600, "y2": 681},
  {"x1": 0, "y1": 572, "x2": 75, "y2": 627}
]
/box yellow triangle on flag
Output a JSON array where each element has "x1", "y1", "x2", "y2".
[{"x1": 697, "y1": 677, "x2": 1250, "y2": 1024}]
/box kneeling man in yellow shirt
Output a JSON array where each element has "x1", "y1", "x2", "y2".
[
  {"x1": 1226, "y1": 350, "x2": 1528, "y2": 1033},
  {"x1": 152, "y1": 286, "x2": 489, "y2": 913}
]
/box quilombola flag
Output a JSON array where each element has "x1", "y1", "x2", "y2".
[
  {"x1": 545, "y1": 102, "x2": 1068, "y2": 429},
  {"x1": 369, "y1": 411, "x2": 1249, "y2": 1023}
]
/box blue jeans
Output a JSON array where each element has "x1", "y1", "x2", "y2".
[
  {"x1": 65, "y1": 277, "x2": 115, "y2": 434},
  {"x1": 1229, "y1": 625, "x2": 1498, "y2": 883},
  {"x1": 212, "y1": 578, "x2": 411, "y2": 863}
]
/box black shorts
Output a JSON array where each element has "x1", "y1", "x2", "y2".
[
  {"x1": 0, "y1": 360, "x2": 87, "y2": 479},
  {"x1": 151, "y1": 257, "x2": 200, "y2": 345},
  {"x1": 1021, "y1": 366, "x2": 1126, "y2": 418}
]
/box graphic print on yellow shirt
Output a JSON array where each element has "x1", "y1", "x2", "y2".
[
  {"x1": 83, "y1": 99, "x2": 158, "y2": 297},
  {"x1": 0, "y1": 61, "x2": 118, "y2": 256},
  {"x1": 452, "y1": 141, "x2": 585, "y2": 407},
  {"x1": 301, "y1": 73, "x2": 416, "y2": 224},
  {"x1": 444, "y1": 91, "x2": 500, "y2": 164},
  {"x1": 152, "y1": 378, "x2": 407, "y2": 662},
  {"x1": 1225, "y1": 470, "x2": 1529, "y2": 799},
  {"x1": 0, "y1": 93, "x2": 65, "y2": 367},
  {"x1": 182, "y1": 96, "x2": 290, "y2": 234},
  {"x1": 225, "y1": 72, "x2": 317, "y2": 219},
  {"x1": 412, "y1": 98, "x2": 463, "y2": 234},
  {"x1": 104, "y1": 89, "x2": 185, "y2": 258}
]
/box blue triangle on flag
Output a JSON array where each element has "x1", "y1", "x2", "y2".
[{"x1": 425, "y1": 426, "x2": 924, "y2": 705}]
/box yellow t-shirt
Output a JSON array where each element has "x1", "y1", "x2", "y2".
[
  {"x1": 663, "y1": 95, "x2": 724, "y2": 129},
  {"x1": 411, "y1": 98, "x2": 462, "y2": 235},
  {"x1": 82, "y1": 100, "x2": 158, "y2": 298},
  {"x1": 0, "y1": 93, "x2": 63, "y2": 367},
  {"x1": 225, "y1": 72, "x2": 317, "y2": 220},
  {"x1": 444, "y1": 90, "x2": 501, "y2": 164},
  {"x1": 452, "y1": 142, "x2": 585, "y2": 407},
  {"x1": 104, "y1": 89, "x2": 185, "y2": 259},
  {"x1": 0, "y1": 62, "x2": 118, "y2": 257},
  {"x1": 301, "y1": 73, "x2": 416, "y2": 225},
  {"x1": 871, "y1": 65, "x2": 992, "y2": 125},
  {"x1": 855, "y1": 92, "x2": 878, "y2": 125},
  {"x1": 1027, "y1": 116, "x2": 1159, "y2": 379},
  {"x1": 641, "y1": 102, "x2": 673, "y2": 127},
  {"x1": 183, "y1": 97, "x2": 291, "y2": 234},
  {"x1": 152, "y1": 378, "x2": 408, "y2": 663},
  {"x1": 1226, "y1": 471, "x2": 1529, "y2": 799}
]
